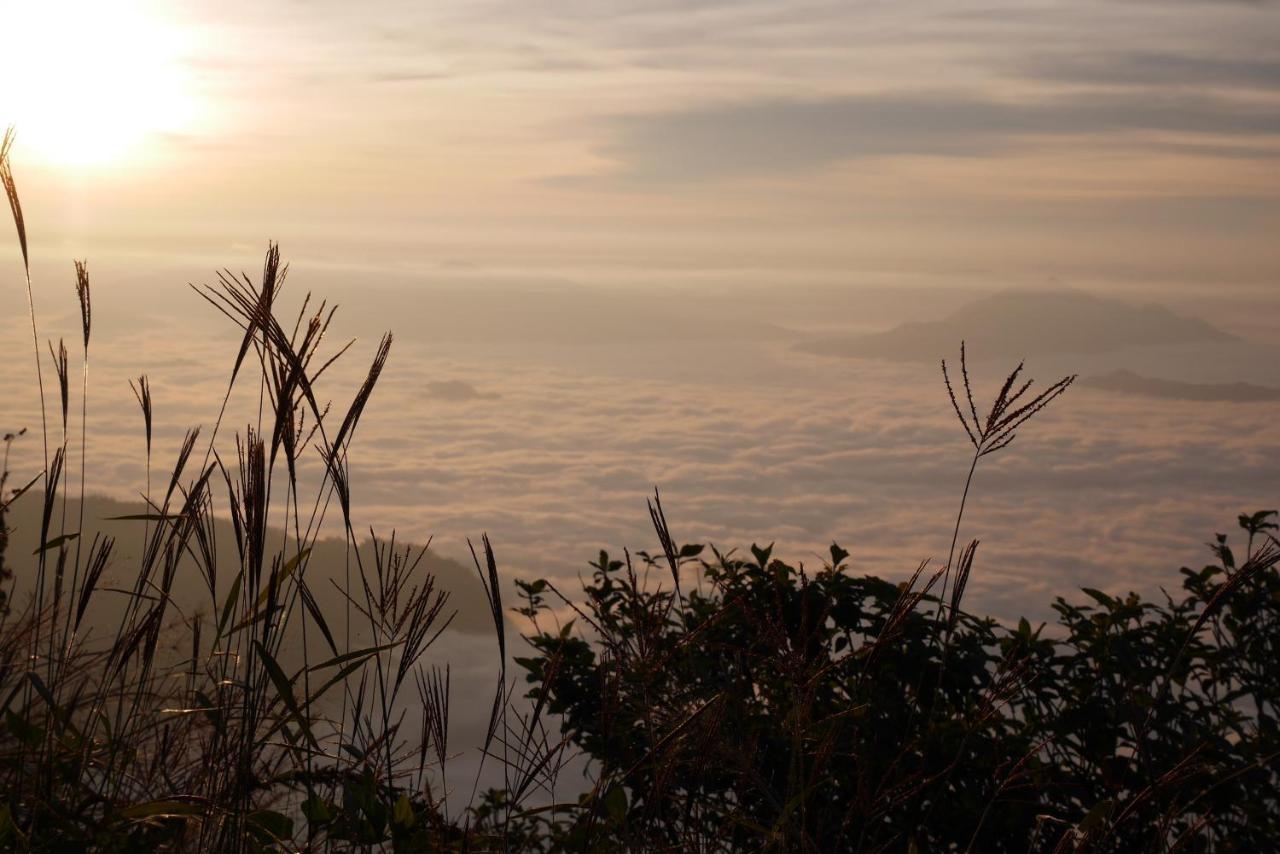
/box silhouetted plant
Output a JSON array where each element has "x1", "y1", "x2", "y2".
[{"x1": 514, "y1": 513, "x2": 1280, "y2": 852}]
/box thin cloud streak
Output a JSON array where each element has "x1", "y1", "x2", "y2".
[{"x1": 582, "y1": 92, "x2": 1280, "y2": 182}]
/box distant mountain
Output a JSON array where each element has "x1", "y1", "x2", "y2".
[
  {"x1": 797, "y1": 289, "x2": 1234, "y2": 361},
  {"x1": 1083, "y1": 369, "x2": 1280, "y2": 403},
  {"x1": 1, "y1": 494, "x2": 496, "y2": 649},
  {"x1": 427, "y1": 379, "x2": 497, "y2": 401}
]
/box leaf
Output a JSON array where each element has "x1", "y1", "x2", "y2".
[
  {"x1": 269, "y1": 642, "x2": 402, "y2": 730},
  {"x1": 1, "y1": 473, "x2": 41, "y2": 509},
  {"x1": 0, "y1": 804, "x2": 15, "y2": 845},
  {"x1": 829, "y1": 543, "x2": 850, "y2": 567},
  {"x1": 104, "y1": 513, "x2": 182, "y2": 522},
  {"x1": 247, "y1": 809, "x2": 294, "y2": 842},
  {"x1": 1081, "y1": 588, "x2": 1114, "y2": 608},
  {"x1": 121, "y1": 800, "x2": 206, "y2": 819},
  {"x1": 393, "y1": 793, "x2": 415, "y2": 828},
  {"x1": 229, "y1": 549, "x2": 312, "y2": 634},
  {"x1": 32, "y1": 532, "x2": 78, "y2": 555},
  {"x1": 254, "y1": 641, "x2": 318, "y2": 750},
  {"x1": 1078, "y1": 798, "x2": 1114, "y2": 834},
  {"x1": 4, "y1": 710, "x2": 42, "y2": 747},
  {"x1": 27, "y1": 672, "x2": 57, "y2": 711},
  {"x1": 299, "y1": 582, "x2": 337, "y2": 657},
  {"x1": 217, "y1": 570, "x2": 244, "y2": 639},
  {"x1": 1240, "y1": 509, "x2": 1277, "y2": 532},
  {"x1": 253, "y1": 548, "x2": 311, "y2": 610},
  {"x1": 602, "y1": 784, "x2": 627, "y2": 823},
  {"x1": 301, "y1": 796, "x2": 332, "y2": 824},
  {"x1": 307, "y1": 642, "x2": 400, "y2": 674},
  {"x1": 305, "y1": 657, "x2": 377, "y2": 711}
]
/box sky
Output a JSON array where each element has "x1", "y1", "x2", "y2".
[
  {"x1": 1, "y1": 0, "x2": 1279, "y2": 625},
  {"x1": 2, "y1": 0, "x2": 1279, "y2": 289}
]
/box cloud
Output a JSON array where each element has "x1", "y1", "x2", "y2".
[
  {"x1": 1023, "y1": 52, "x2": 1280, "y2": 90},
  {"x1": 3, "y1": 265, "x2": 1277, "y2": 633},
  {"x1": 581, "y1": 91, "x2": 1280, "y2": 182}
]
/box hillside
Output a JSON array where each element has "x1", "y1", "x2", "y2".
[{"x1": 798, "y1": 289, "x2": 1234, "y2": 361}]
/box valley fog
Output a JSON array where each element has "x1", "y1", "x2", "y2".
[{"x1": 3, "y1": 264, "x2": 1275, "y2": 629}]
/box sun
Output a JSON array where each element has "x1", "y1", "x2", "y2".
[{"x1": 0, "y1": 0, "x2": 202, "y2": 167}]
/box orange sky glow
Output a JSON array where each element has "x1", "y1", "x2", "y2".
[{"x1": 1, "y1": 0, "x2": 1277, "y2": 291}]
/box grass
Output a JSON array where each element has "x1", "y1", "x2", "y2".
[{"x1": 1, "y1": 131, "x2": 1278, "y2": 851}]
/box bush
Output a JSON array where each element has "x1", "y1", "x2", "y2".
[{"x1": 514, "y1": 511, "x2": 1280, "y2": 851}]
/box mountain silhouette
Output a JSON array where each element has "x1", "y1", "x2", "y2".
[
  {"x1": 797, "y1": 289, "x2": 1234, "y2": 361},
  {"x1": 1083, "y1": 369, "x2": 1280, "y2": 403},
  {"x1": 1, "y1": 493, "x2": 495, "y2": 662}
]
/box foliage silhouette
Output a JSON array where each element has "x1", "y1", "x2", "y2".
[{"x1": 513, "y1": 512, "x2": 1279, "y2": 851}]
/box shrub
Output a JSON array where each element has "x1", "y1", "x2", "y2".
[{"x1": 513, "y1": 511, "x2": 1279, "y2": 851}]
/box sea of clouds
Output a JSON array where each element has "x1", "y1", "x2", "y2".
[{"x1": 2, "y1": 272, "x2": 1275, "y2": 626}]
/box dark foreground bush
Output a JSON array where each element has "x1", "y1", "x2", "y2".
[{"x1": 512, "y1": 509, "x2": 1279, "y2": 852}]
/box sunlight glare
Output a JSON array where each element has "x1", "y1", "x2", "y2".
[{"x1": 0, "y1": 0, "x2": 202, "y2": 167}]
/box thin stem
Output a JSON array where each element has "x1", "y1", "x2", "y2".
[{"x1": 937, "y1": 451, "x2": 979, "y2": 628}]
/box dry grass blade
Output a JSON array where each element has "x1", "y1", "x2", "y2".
[
  {"x1": 1, "y1": 126, "x2": 28, "y2": 270},
  {"x1": 648, "y1": 488, "x2": 681, "y2": 597},
  {"x1": 935, "y1": 343, "x2": 1075, "y2": 635},
  {"x1": 942, "y1": 358, "x2": 978, "y2": 448},
  {"x1": 1, "y1": 126, "x2": 49, "y2": 477},
  {"x1": 942, "y1": 341, "x2": 1075, "y2": 458},
  {"x1": 947, "y1": 539, "x2": 979, "y2": 638},
  {"x1": 129, "y1": 375, "x2": 153, "y2": 456},
  {"x1": 468, "y1": 533, "x2": 509, "y2": 802},
  {"x1": 330, "y1": 332, "x2": 393, "y2": 456},
  {"x1": 75, "y1": 536, "x2": 114, "y2": 631},
  {"x1": 48, "y1": 339, "x2": 69, "y2": 431},
  {"x1": 74, "y1": 261, "x2": 92, "y2": 351},
  {"x1": 421, "y1": 664, "x2": 450, "y2": 774},
  {"x1": 37, "y1": 449, "x2": 66, "y2": 557},
  {"x1": 867, "y1": 559, "x2": 945, "y2": 662}
]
